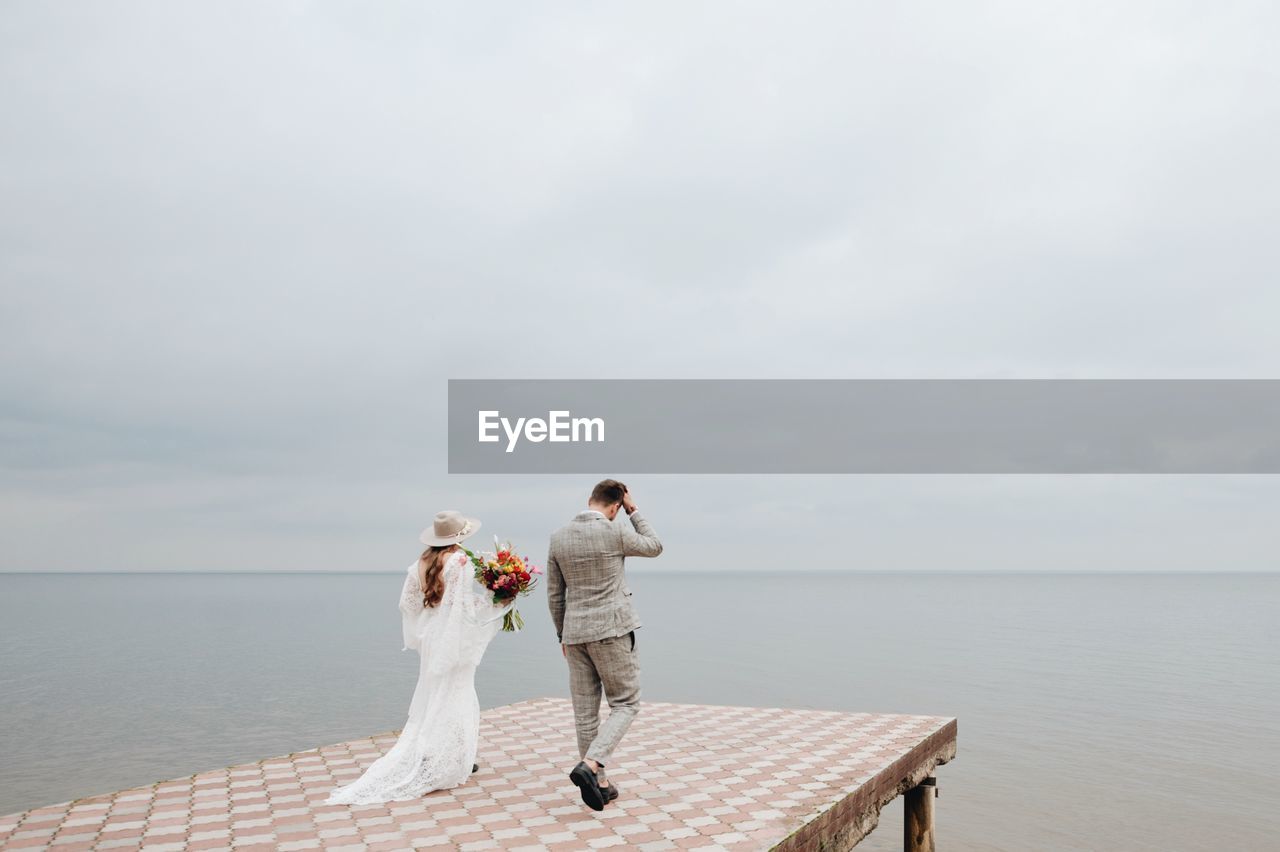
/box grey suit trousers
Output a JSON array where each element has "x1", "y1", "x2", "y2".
[{"x1": 565, "y1": 630, "x2": 640, "y2": 782}]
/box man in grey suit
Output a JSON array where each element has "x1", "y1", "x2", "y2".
[{"x1": 546, "y1": 479, "x2": 663, "y2": 811}]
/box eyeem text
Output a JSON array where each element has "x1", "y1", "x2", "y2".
[{"x1": 477, "y1": 410, "x2": 605, "y2": 453}]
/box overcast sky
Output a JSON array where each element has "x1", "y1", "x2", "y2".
[{"x1": 2, "y1": 1, "x2": 1277, "y2": 572}]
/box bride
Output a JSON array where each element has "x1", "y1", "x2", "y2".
[{"x1": 326, "y1": 510, "x2": 514, "y2": 805}]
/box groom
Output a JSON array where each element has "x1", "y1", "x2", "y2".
[{"x1": 546, "y1": 479, "x2": 663, "y2": 811}]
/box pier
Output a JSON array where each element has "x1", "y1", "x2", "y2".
[{"x1": 0, "y1": 697, "x2": 956, "y2": 851}]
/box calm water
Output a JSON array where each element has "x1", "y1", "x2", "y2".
[{"x1": 1, "y1": 572, "x2": 1277, "y2": 850}]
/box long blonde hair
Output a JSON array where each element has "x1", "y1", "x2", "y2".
[{"x1": 418, "y1": 545, "x2": 456, "y2": 608}]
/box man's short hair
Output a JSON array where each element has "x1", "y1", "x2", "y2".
[{"x1": 589, "y1": 479, "x2": 627, "y2": 506}]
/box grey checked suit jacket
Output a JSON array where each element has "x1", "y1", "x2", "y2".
[{"x1": 546, "y1": 510, "x2": 663, "y2": 645}]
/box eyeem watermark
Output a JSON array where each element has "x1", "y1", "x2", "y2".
[
  {"x1": 449, "y1": 379, "x2": 1280, "y2": 473},
  {"x1": 478, "y1": 410, "x2": 605, "y2": 453}
]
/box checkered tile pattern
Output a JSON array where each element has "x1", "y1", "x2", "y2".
[{"x1": 0, "y1": 698, "x2": 955, "y2": 851}]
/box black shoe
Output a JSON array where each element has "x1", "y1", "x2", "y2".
[
  {"x1": 569, "y1": 761, "x2": 605, "y2": 811},
  {"x1": 472, "y1": 764, "x2": 479, "y2": 774},
  {"x1": 601, "y1": 781, "x2": 620, "y2": 805}
]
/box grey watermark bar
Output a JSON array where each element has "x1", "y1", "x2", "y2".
[{"x1": 447, "y1": 380, "x2": 1280, "y2": 474}]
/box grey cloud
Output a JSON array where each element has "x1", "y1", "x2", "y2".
[{"x1": 2, "y1": 1, "x2": 1278, "y2": 571}]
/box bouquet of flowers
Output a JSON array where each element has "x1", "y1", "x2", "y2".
[{"x1": 462, "y1": 536, "x2": 542, "y2": 631}]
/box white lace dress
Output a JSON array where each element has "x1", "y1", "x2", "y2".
[{"x1": 326, "y1": 550, "x2": 513, "y2": 805}]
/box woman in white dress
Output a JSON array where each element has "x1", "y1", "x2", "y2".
[{"x1": 326, "y1": 510, "x2": 513, "y2": 805}]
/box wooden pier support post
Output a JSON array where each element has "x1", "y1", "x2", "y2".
[{"x1": 904, "y1": 775, "x2": 936, "y2": 852}]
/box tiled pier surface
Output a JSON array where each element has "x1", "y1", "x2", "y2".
[{"x1": 0, "y1": 697, "x2": 956, "y2": 851}]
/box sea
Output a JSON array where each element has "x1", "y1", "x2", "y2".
[{"x1": 1, "y1": 571, "x2": 1277, "y2": 851}]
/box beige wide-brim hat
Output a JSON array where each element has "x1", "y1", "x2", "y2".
[{"x1": 420, "y1": 510, "x2": 482, "y2": 546}]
